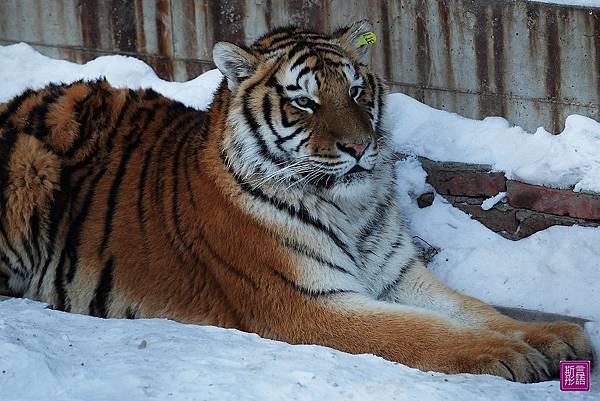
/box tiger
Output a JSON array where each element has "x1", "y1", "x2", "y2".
[{"x1": 0, "y1": 20, "x2": 593, "y2": 383}]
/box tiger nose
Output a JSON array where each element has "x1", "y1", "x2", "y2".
[{"x1": 337, "y1": 141, "x2": 370, "y2": 158}]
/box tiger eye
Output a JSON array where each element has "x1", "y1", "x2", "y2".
[
  {"x1": 295, "y1": 97, "x2": 311, "y2": 107},
  {"x1": 349, "y1": 86, "x2": 361, "y2": 99}
]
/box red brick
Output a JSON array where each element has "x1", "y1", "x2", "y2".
[
  {"x1": 507, "y1": 181, "x2": 600, "y2": 220},
  {"x1": 454, "y1": 203, "x2": 518, "y2": 234},
  {"x1": 420, "y1": 158, "x2": 506, "y2": 197}
]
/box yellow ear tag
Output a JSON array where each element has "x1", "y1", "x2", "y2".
[{"x1": 356, "y1": 32, "x2": 377, "y2": 46}]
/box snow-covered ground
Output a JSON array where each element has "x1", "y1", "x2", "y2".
[
  {"x1": 1, "y1": 43, "x2": 599, "y2": 400},
  {"x1": 1, "y1": 299, "x2": 598, "y2": 401},
  {"x1": 530, "y1": 0, "x2": 600, "y2": 7}
]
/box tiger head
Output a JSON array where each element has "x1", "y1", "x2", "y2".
[{"x1": 213, "y1": 21, "x2": 390, "y2": 196}]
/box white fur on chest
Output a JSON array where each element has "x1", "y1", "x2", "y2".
[{"x1": 235, "y1": 169, "x2": 417, "y2": 298}]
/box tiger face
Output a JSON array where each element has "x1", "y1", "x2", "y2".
[{"x1": 214, "y1": 21, "x2": 387, "y2": 193}]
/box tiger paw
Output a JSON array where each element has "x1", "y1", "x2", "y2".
[
  {"x1": 518, "y1": 322, "x2": 594, "y2": 376},
  {"x1": 445, "y1": 331, "x2": 551, "y2": 383}
]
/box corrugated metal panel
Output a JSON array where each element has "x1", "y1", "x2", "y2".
[{"x1": 0, "y1": 0, "x2": 598, "y2": 132}]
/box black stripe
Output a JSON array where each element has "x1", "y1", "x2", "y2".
[
  {"x1": 295, "y1": 67, "x2": 311, "y2": 84},
  {"x1": 89, "y1": 258, "x2": 114, "y2": 318},
  {"x1": 308, "y1": 46, "x2": 346, "y2": 59},
  {"x1": 357, "y1": 191, "x2": 394, "y2": 244},
  {"x1": 125, "y1": 306, "x2": 138, "y2": 319},
  {"x1": 0, "y1": 89, "x2": 35, "y2": 127},
  {"x1": 279, "y1": 237, "x2": 354, "y2": 277},
  {"x1": 29, "y1": 211, "x2": 41, "y2": 272},
  {"x1": 182, "y1": 139, "x2": 198, "y2": 208},
  {"x1": 375, "y1": 237, "x2": 405, "y2": 273},
  {"x1": 268, "y1": 264, "x2": 355, "y2": 299},
  {"x1": 99, "y1": 108, "x2": 153, "y2": 255},
  {"x1": 35, "y1": 171, "x2": 70, "y2": 295},
  {"x1": 265, "y1": 76, "x2": 301, "y2": 129},
  {"x1": 262, "y1": 94, "x2": 287, "y2": 152},
  {"x1": 257, "y1": 33, "x2": 325, "y2": 51},
  {"x1": 153, "y1": 115, "x2": 200, "y2": 217},
  {"x1": 67, "y1": 93, "x2": 133, "y2": 169},
  {"x1": 53, "y1": 247, "x2": 70, "y2": 311},
  {"x1": 294, "y1": 133, "x2": 312, "y2": 152},
  {"x1": 227, "y1": 161, "x2": 358, "y2": 266},
  {"x1": 314, "y1": 159, "x2": 347, "y2": 167},
  {"x1": 312, "y1": 153, "x2": 339, "y2": 159},
  {"x1": 377, "y1": 260, "x2": 418, "y2": 299},
  {"x1": 366, "y1": 73, "x2": 385, "y2": 132},
  {"x1": 262, "y1": 38, "x2": 332, "y2": 54},
  {"x1": 143, "y1": 88, "x2": 160, "y2": 100},
  {"x1": 376, "y1": 81, "x2": 385, "y2": 132},
  {"x1": 0, "y1": 252, "x2": 26, "y2": 279},
  {"x1": 136, "y1": 102, "x2": 189, "y2": 233},
  {"x1": 26, "y1": 90, "x2": 64, "y2": 138},
  {"x1": 170, "y1": 117, "x2": 199, "y2": 256},
  {"x1": 278, "y1": 97, "x2": 300, "y2": 128},
  {"x1": 64, "y1": 167, "x2": 108, "y2": 283},
  {"x1": 61, "y1": 89, "x2": 103, "y2": 158},
  {"x1": 275, "y1": 126, "x2": 304, "y2": 145},
  {"x1": 137, "y1": 142, "x2": 156, "y2": 234},
  {"x1": 314, "y1": 75, "x2": 322, "y2": 90},
  {"x1": 0, "y1": 221, "x2": 24, "y2": 272},
  {"x1": 21, "y1": 229, "x2": 35, "y2": 272},
  {"x1": 286, "y1": 41, "x2": 345, "y2": 60},
  {"x1": 316, "y1": 195, "x2": 346, "y2": 215},
  {"x1": 290, "y1": 51, "x2": 313, "y2": 70},
  {"x1": 241, "y1": 77, "x2": 285, "y2": 165}
]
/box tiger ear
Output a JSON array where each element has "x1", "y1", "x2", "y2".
[
  {"x1": 212, "y1": 42, "x2": 258, "y2": 90},
  {"x1": 334, "y1": 20, "x2": 374, "y2": 62}
]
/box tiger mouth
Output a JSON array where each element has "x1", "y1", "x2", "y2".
[
  {"x1": 345, "y1": 165, "x2": 369, "y2": 175},
  {"x1": 295, "y1": 165, "x2": 372, "y2": 189}
]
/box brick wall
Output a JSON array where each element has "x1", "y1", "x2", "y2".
[{"x1": 417, "y1": 157, "x2": 600, "y2": 240}]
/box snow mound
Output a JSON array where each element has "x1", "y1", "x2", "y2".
[
  {"x1": 0, "y1": 42, "x2": 222, "y2": 111},
  {"x1": 388, "y1": 93, "x2": 600, "y2": 193},
  {"x1": 1, "y1": 299, "x2": 598, "y2": 401}
]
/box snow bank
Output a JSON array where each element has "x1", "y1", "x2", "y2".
[
  {"x1": 529, "y1": 0, "x2": 600, "y2": 7},
  {"x1": 0, "y1": 43, "x2": 222, "y2": 110},
  {"x1": 1, "y1": 299, "x2": 598, "y2": 401},
  {"x1": 1, "y1": 43, "x2": 599, "y2": 400},
  {"x1": 387, "y1": 93, "x2": 600, "y2": 193}
]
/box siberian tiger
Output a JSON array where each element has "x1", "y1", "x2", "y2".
[{"x1": 0, "y1": 21, "x2": 593, "y2": 382}]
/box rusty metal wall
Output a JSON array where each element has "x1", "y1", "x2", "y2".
[{"x1": 0, "y1": 0, "x2": 599, "y2": 132}]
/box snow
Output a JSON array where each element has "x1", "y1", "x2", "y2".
[
  {"x1": 529, "y1": 0, "x2": 600, "y2": 7},
  {"x1": 0, "y1": 43, "x2": 222, "y2": 111},
  {"x1": 1, "y1": 43, "x2": 599, "y2": 400},
  {"x1": 388, "y1": 93, "x2": 600, "y2": 193},
  {"x1": 1, "y1": 299, "x2": 599, "y2": 401},
  {"x1": 481, "y1": 192, "x2": 507, "y2": 211}
]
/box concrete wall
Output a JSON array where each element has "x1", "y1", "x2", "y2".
[{"x1": 0, "y1": 0, "x2": 599, "y2": 132}]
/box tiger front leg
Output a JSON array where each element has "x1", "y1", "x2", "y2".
[
  {"x1": 380, "y1": 259, "x2": 594, "y2": 377},
  {"x1": 266, "y1": 293, "x2": 550, "y2": 383}
]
